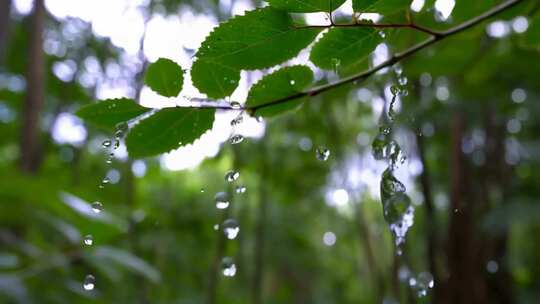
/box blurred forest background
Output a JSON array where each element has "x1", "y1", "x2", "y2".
[{"x1": 1, "y1": 0, "x2": 540, "y2": 303}]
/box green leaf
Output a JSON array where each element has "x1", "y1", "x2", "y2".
[
  {"x1": 246, "y1": 65, "x2": 313, "y2": 117},
  {"x1": 125, "y1": 107, "x2": 215, "y2": 158},
  {"x1": 94, "y1": 246, "x2": 161, "y2": 283},
  {"x1": 144, "y1": 58, "x2": 184, "y2": 97},
  {"x1": 266, "y1": 0, "x2": 347, "y2": 13},
  {"x1": 352, "y1": 0, "x2": 411, "y2": 15},
  {"x1": 190, "y1": 60, "x2": 241, "y2": 99},
  {"x1": 76, "y1": 98, "x2": 151, "y2": 130},
  {"x1": 310, "y1": 27, "x2": 382, "y2": 70},
  {"x1": 191, "y1": 7, "x2": 321, "y2": 99}
]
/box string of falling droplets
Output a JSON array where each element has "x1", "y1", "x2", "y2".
[
  {"x1": 371, "y1": 70, "x2": 414, "y2": 256},
  {"x1": 217, "y1": 108, "x2": 251, "y2": 278},
  {"x1": 84, "y1": 123, "x2": 128, "y2": 292}
]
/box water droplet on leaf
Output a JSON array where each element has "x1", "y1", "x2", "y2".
[{"x1": 102, "y1": 140, "x2": 112, "y2": 148}]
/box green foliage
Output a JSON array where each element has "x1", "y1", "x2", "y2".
[
  {"x1": 92, "y1": 246, "x2": 161, "y2": 283},
  {"x1": 310, "y1": 27, "x2": 382, "y2": 70},
  {"x1": 352, "y1": 0, "x2": 411, "y2": 14},
  {"x1": 75, "y1": 98, "x2": 151, "y2": 130},
  {"x1": 266, "y1": 0, "x2": 347, "y2": 13},
  {"x1": 144, "y1": 58, "x2": 184, "y2": 97},
  {"x1": 191, "y1": 7, "x2": 321, "y2": 98},
  {"x1": 523, "y1": 13, "x2": 540, "y2": 49},
  {"x1": 125, "y1": 107, "x2": 215, "y2": 158},
  {"x1": 246, "y1": 65, "x2": 314, "y2": 117}
]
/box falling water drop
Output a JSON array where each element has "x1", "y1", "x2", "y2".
[
  {"x1": 289, "y1": 80, "x2": 296, "y2": 85},
  {"x1": 213, "y1": 224, "x2": 219, "y2": 231},
  {"x1": 398, "y1": 76, "x2": 408, "y2": 86},
  {"x1": 416, "y1": 272, "x2": 434, "y2": 297},
  {"x1": 316, "y1": 146, "x2": 330, "y2": 161},
  {"x1": 230, "y1": 115, "x2": 243, "y2": 126},
  {"x1": 102, "y1": 140, "x2": 112, "y2": 148},
  {"x1": 115, "y1": 122, "x2": 128, "y2": 134},
  {"x1": 106, "y1": 153, "x2": 114, "y2": 164},
  {"x1": 229, "y1": 134, "x2": 244, "y2": 145},
  {"x1": 215, "y1": 192, "x2": 230, "y2": 209},
  {"x1": 83, "y1": 274, "x2": 95, "y2": 291},
  {"x1": 200, "y1": 188, "x2": 205, "y2": 193},
  {"x1": 101, "y1": 177, "x2": 110, "y2": 185},
  {"x1": 372, "y1": 133, "x2": 388, "y2": 160},
  {"x1": 394, "y1": 65, "x2": 403, "y2": 76},
  {"x1": 222, "y1": 218, "x2": 240, "y2": 240},
  {"x1": 390, "y1": 85, "x2": 401, "y2": 96},
  {"x1": 235, "y1": 185, "x2": 247, "y2": 194},
  {"x1": 225, "y1": 170, "x2": 240, "y2": 182},
  {"x1": 83, "y1": 235, "x2": 93, "y2": 246},
  {"x1": 380, "y1": 169, "x2": 414, "y2": 247},
  {"x1": 221, "y1": 257, "x2": 237, "y2": 277},
  {"x1": 91, "y1": 202, "x2": 103, "y2": 214}
]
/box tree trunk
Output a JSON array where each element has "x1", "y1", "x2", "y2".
[
  {"x1": 19, "y1": 0, "x2": 46, "y2": 174},
  {"x1": 445, "y1": 110, "x2": 486, "y2": 304},
  {"x1": 0, "y1": 0, "x2": 11, "y2": 64},
  {"x1": 443, "y1": 107, "x2": 517, "y2": 304}
]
